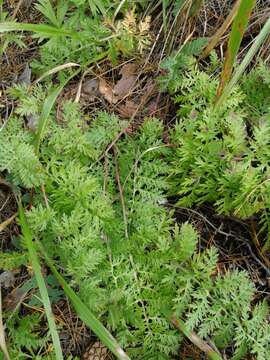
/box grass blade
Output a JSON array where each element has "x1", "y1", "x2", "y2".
[
  {"x1": 37, "y1": 241, "x2": 131, "y2": 360},
  {"x1": 0, "y1": 287, "x2": 10, "y2": 360},
  {"x1": 201, "y1": 0, "x2": 241, "y2": 59},
  {"x1": 35, "y1": 63, "x2": 80, "y2": 84},
  {"x1": 0, "y1": 22, "x2": 79, "y2": 38},
  {"x1": 162, "y1": 0, "x2": 169, "y2": 33},
  {"x1": 216, "y1": 0, "x2": 256, "y2": 99},
  {"x1": 18, "y1": 204, "x2": 63, "y2": 360},
  {"x1": 34, "y1": 70, "x2": 79, "y2": 154},
  {"x1": 216, "y1": 15, "x2": 270, "y2": 107},
  {"x1": 189, "y1": 0, "x2": 204, "y2": 18},
  {"x1": 172, "y1": 317, "x2": 223, "y2": 360}
]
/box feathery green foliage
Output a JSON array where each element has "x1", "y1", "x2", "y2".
[
  {"x1": 162, "y1": 52, "x2": 270, "y2": 237},
  {"x1": 1, "y1": 87, "x2": 270, "y2": 358},
  {"x1": 4, "y1": 312, "x2": 51, "y2": 359}
]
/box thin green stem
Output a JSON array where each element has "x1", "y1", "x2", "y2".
[{"x1": 216, "y1": 15, "x2": 270, "y2": 107}]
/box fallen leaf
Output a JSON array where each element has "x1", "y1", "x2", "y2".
[
  {"x1": 113, "y1": 63, "x2": 138, "y2": 99},
  {"x1": 82, "y1": 78, "x2": 100, "y2": 96},
  {"x1": 99, "y1": 79, "x2": 117, "y2": 104},
  {"x1": 0, "y1": 213, "x2": 17, "y2": 233},
  {"x1": 3, "y1": 287, "x2": 27, "y2": 311},
  {"x1": 118, "y1": 100, "x2": 138, "y2": 118},
  {"x1": 17, "y1": 63, "x2": 31, "y2": 86},
  {"x1": 113, "y1": 75, "x2": 137, "y2": 98},
  {"x1": 0, "y1": 271, "x2": 15, "y2": 288},
  {"x1": 119, "y1": 63, "x2": 137, "y2": 77}
]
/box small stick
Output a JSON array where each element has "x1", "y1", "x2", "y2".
[
  {"x1": 171, "y1": 317, "x2": 223, "y2": 360},
  {"x1": 11, "y1": 0, "x2": 24, "y2": 20},
  {"x1": 201, "y1": 0, "x2": 241, "y2": 59},
  {"x1": 0, "y1": 213, "x2": 17, "y2": 233},
  {"x1": 0, "y1": 287, "x2": 11, "y2": 360}
]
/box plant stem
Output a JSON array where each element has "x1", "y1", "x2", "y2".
[
  {"x1": 216, "y1": 0, "x2": 256, "y2": 99},
  {"x1": 216, "y1": 15, "x2": 270, "y2": 107},
  {"x1": 171, "y1": 317, "x2": 223, "y2": 360},
  {"x1": 201, "y1": 0, "x2": 241, "y2": 59}
]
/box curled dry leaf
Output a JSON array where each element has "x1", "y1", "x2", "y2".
[
  {"x1": 119, "y1": 63, "x2": 137, "y2": 77},
  {"x1": 118, "y1": 100, "x2": 138, "y2": 118},
  {"x1": 113, "y1": 63, "x2": 138, "y2": 99},
  {"x1": 3, "y1": 287, "x2": 28, "y2": 311},
  {"x1": 99, "y1": 78, "x2": 118, "y2": 104},
  {"x1": 82, "y1": 78, "x2": 100, "y2": 97}
]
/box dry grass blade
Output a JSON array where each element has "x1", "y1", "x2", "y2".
[
  {"x1": 201, "y1": 0, "x2": 241, "y2": 59},
  {"x1": 0, "y1": 213, "x2": 17, "y2": 232},
  {"x1": 35, "y1": 63, "x2": 80, "y2": 84},
  {"x1": 35, "y1": 70, "x2": 80, "y2": 154},
  {"x1": 216, "y1": 0, "x2": 256, "y2": 99},
  {"x1": 0, "y1": 287, "x2": 10, "y2": 360},
  {"x1": 172, "y1": 317, "x2": 223, "y2": 360}
]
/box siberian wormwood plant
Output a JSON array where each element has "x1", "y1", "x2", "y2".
[
  {"x1": 1, "y1": 83, "x2": 270, "y2": 359},
  {"x1": 161, "y1": 51, "x2": 270, "y2": 248}
]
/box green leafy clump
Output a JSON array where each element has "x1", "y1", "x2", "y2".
[
  {"x1": 2, "y1": 94, "x2": 270, "y2": 359},
  {"x1": 4, "y1": 312, "x2": 52, "y2": 359},
  {"x1": 163, "y1": 55, "x2": 270, "y2": 225},
  {"x1": 0, "y1": 116, "x2": 45, "y2": 188},
  {"x1": 22, "y1": 0, "x2": 152, "y2": 73}
]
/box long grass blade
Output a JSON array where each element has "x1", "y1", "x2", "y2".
[
  {"x1": 35, "y1": 63, "x2": 80, "y2": 84},
  {"x1": 0, "y1": 287, "x2": 10, "y2": 360},
  {"x1": 201, "y1": 0, "x2": 241, "y2": 59},
  {"x1": 216, "y1": 0, "x2": 256, "y2": 99},
  {"x1": 0, "y1": 22, "x2": 78, "y2": 38},
  {"x1": 189, "y1": 0, "x2": 204, "y2": 18},
  {"x1": 18, "y1": 205, "x2": 63, "y2": 360},
  {"x1": 216, "y1": 15, "x2": 270, "y2": 107},
  {"x1": 34, "y1": 70, "x2": 79, "y2": 154},
  {"x1": 37, "y1": 241, "x2": 130, "y2": 360}
]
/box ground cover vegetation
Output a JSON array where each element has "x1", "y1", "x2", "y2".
[{"x1": 1, "y1": 0, "x2": 270, "y2": 359}]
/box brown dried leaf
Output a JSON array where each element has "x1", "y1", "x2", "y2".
[
  {"x1": 0, "y1": 213, "x2": 17, "y2": 233},
  {"x1": 119, "y1": 63, "x2": 137, "y2": 77},
  {"x1": 113, "y1": 75, "x2": 136, "y2": 98},
  {"x1": 118, "y1": 100, "x2": 138, "y2": 118},
  {"x1": 99, "y1": 79, "x2": 118, "y2": 104},
  {"x1": 113, "y1": 63, "x2": 138, "y2": 99},
  {"x1": 3, "y1": 287, "x2": 27, "y2": 311},
  {"x1": 82, "y1": 78, "x2": 100, "y2": 96}
]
